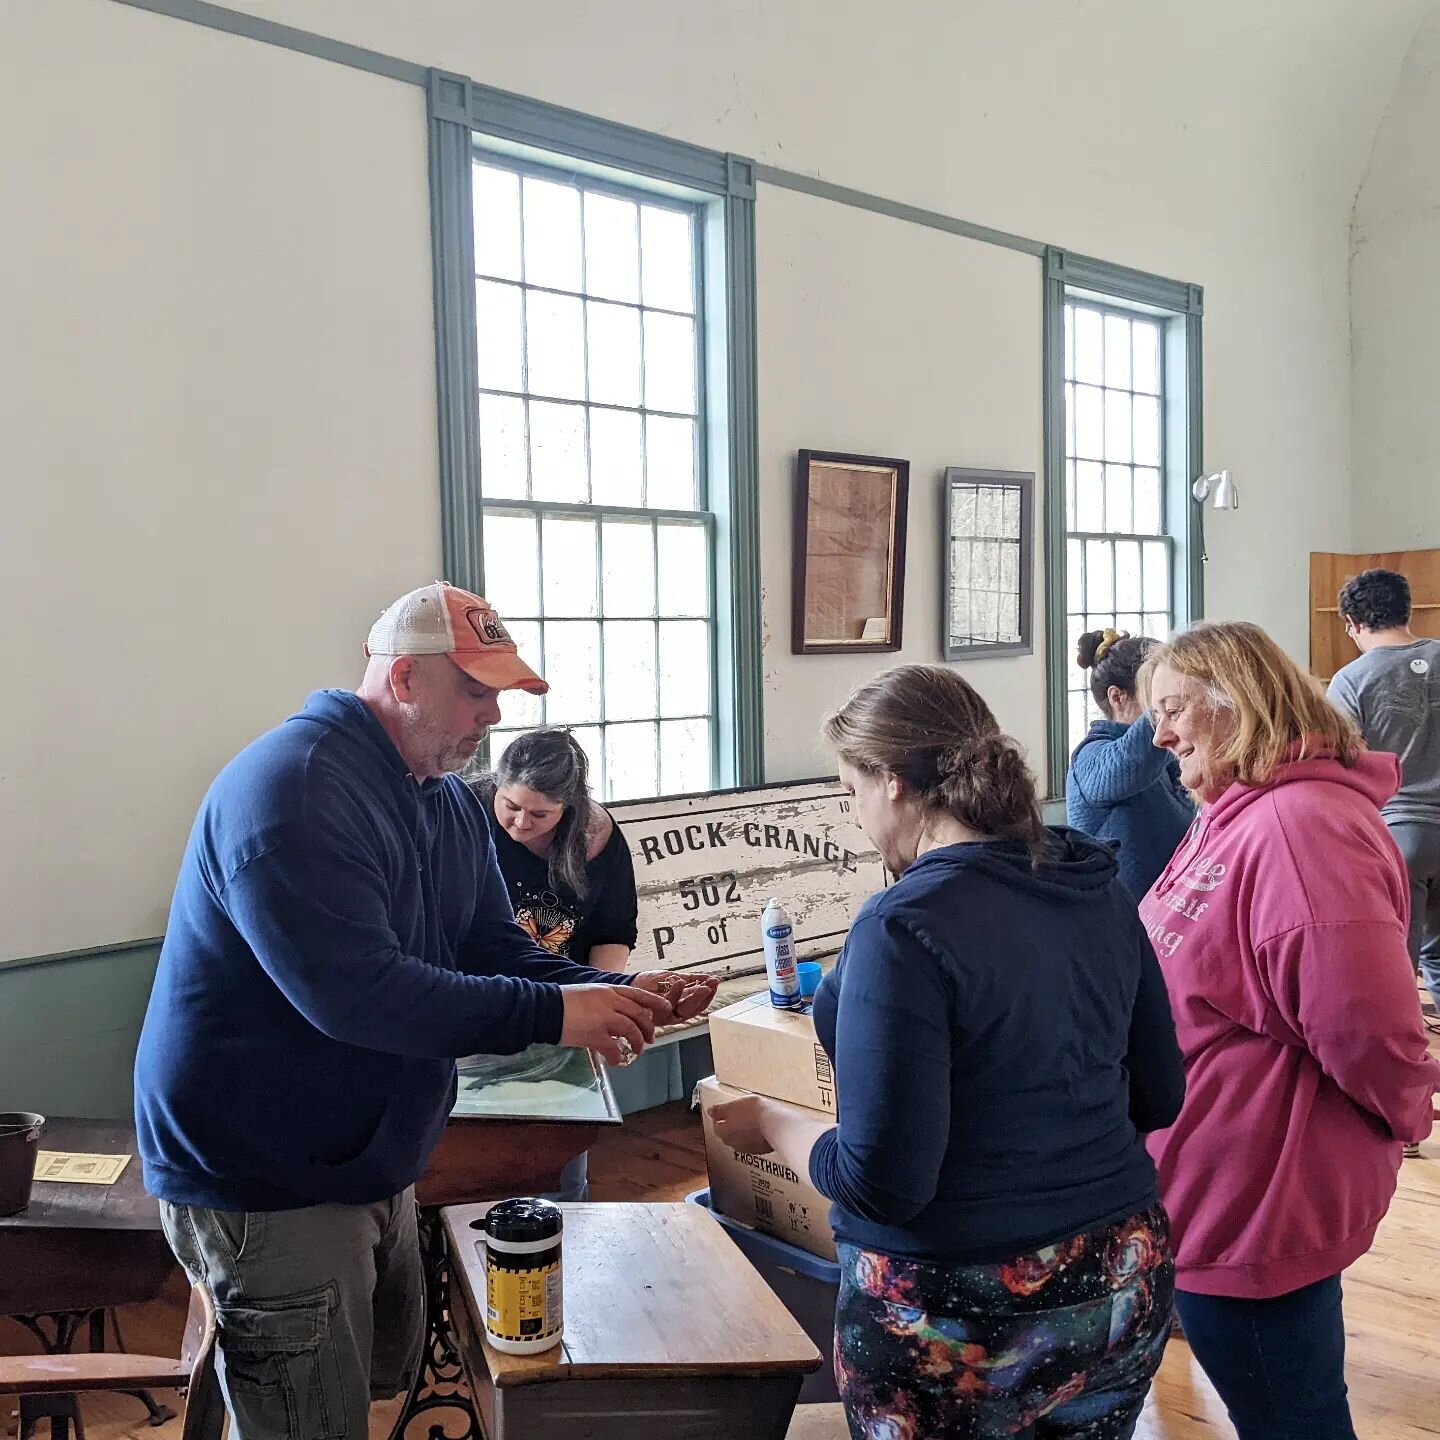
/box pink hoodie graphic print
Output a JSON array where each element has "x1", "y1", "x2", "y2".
[{"x1": 1139, "y1": 747, "x2": 1440, "y2": 1298}]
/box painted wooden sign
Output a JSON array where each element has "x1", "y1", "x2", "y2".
[{"x1": 608, "y1": 778, "x2": 885, "y2": 981}]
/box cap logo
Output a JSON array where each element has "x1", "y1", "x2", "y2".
[{"x1": 465, "y1": 606, "x2": 511, "y2": 647}]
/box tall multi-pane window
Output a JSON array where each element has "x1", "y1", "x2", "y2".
[
  {"x1": 1063, "y1": 301, "x2": 1174, "y2": 753},
  {"x1": 471, "y1": 156, "x2": 716, "y2": 801}
]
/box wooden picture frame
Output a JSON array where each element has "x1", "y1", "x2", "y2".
[
  {"x1": 942, "y1": 467, "x2": 1034, "y2": 660},
  {"x1": 792, "y1": 450, "x2": 910, "y2": 655}
]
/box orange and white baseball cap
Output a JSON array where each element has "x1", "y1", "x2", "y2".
[{"x1": 365, "y1": 583, "x2": 549, "y2": 695}]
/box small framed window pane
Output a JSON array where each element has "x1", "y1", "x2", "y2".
[
  {"x1": 1073, "y1": 308, "x2": 1103, "y2": 385},
  {"x1": 657, "y1": 522, "x2": 709, "y2": 617},
  {"x1": 1104, "y1": 390, "x2": 1132, "y2": 463},
  {"x1": 541, "y1": 515, "x2": 599, "y2": 618},
  {"x1": 589, "y1": 409, "x2": 644, "y2": 506},
  {"x1": 528, "y1": 401, "x2": 587, "y2": 503},
  {"x1": 659, "y1": 620, "x2": 710, "y2": 716},
  {"x1": 1075, "y1": 461, "x2": 1104, "y2": 532},
  {"x1": 1133, "y1": 468, "x2": 1163, "y2": 533},
  {"x1": 643, "y1": 312, "x2": 697, "y2": 414},
  {"x1": 1065, "y1": 459, "x2": 1076, "y2": 531},
  {"x1": 473, "y1": 165, "x2": 522, "y2": 281},
  {"x1": 1143, "y1": 542, "x2": 1170, "y2": 612},
  {"x1": 1064, "y1": 304, "x2": 1075, "y2": 382},
  {"x1": 603, "y1": 621, "x2": 658, "y2": 721},
  {"x1": 1069, "y1": 693, "x2": 1089, "y2": 753},
  {"x1": 1067, "y1": 614, "x2": 1087, "y2": 685},
  {"x1": 1074, "y1": 385, "x2": 1103, "y2": 459},
  {"x1": 497, "y1": 621, "x2": 544, "y2": 729},
  {"x1": 660, "y1": 718, "x2": 711, "y2": 796},
  {"x1": 1105, "y1": 465, "x2": 1133, "y2": 534},
  {"x1": 586, "y1": 302, "x2": 641, "y2": 407},
  {"x1": 1143, "y1": 611, "x2": 1169, "y2": 639},
  {"x1": 601, "y1": 519, "x2": 656, "y2": 617},
  {"x1": 583, "y1": 193, "x2": 640, "y2": 303},
  {"x1": 606, "y1": 721, "x2": 658, "y2": 801},
  {"x1": 1104, "y1": 315, "x2": 1131, "y2": 389},
  {"x1": 1117, "y1": 612, "x2": 1143, "y2": 637},
  {"x1": 475, "y1": 280, "x2": 523, "y2": 392},
  {"x1": 1115, "y1": 540, "x2": 1143, "y2": 612},
  {"x1": 478, "y1": 393, "x2": 528, "y2": 500},
  {"x1": 521, "y1": 176, "x2": 582, "y2": 292},
  {"x1": 570, "y1": 726, "x2": 605, "y2": 793},
  {"x1": 524, "y1": 290, "x2": 586, "y2": 402},
  {"x1": 1065, "y1": 382, "x2": 1076, "y2": 457},
  {"x1": 645, "y1": 415, "x2": 697, "y2": 509},
  {"x1": 1133, "y1": 323, "x2": 1161, "y2": 394},
  {"x1": 482, "y1": 512, "x2": 540, "y2": 616},
  {"x1": 1085, "y1": 540, "x2": 1114, "y2": 610},
  {"x1": 1133, "y1": 395, "x2": 1161, "y2": 467},
  {"x1": 640, "y1": 206, "x2": 694, "y2": 313},
  {"x1": 1066, "y1": 539, "x2": 1084, "y2": 614},
  {"x1": 542, "y1": 621, "x2": 602, "y2": 725}
]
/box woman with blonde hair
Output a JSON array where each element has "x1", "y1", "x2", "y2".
[
  {"x1": 713, "y1": 664, "x2": 1184, "y2": 1439},
  {"x1": 1139, "y1": 621, "x2": 1439, "y2": 1440}
]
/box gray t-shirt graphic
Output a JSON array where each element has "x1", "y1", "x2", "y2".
[{"x1": 1329, "y1": 638, "x2": 1440, "y2": 824}]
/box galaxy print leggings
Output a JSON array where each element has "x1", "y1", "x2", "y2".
[{"x1": 834, "y1": 1205, "x2": 1174, "y2": 1440}]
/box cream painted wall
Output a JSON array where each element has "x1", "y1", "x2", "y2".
[
  {"x1": 226, "y1": 0, "x2": 1430, "y2": 658},
  {"x1": 2, "y1": 0, "x2": 1430, "y2": 956},
  {"x1": 0, "y1": 2, "x2": 439, "y2": 958},
  {"x1": 756, "y1": 187, "x2": 1042, "y2": 779},
  {"x1": 1352, "y1": 7, "x2": 1440, "y2": 553}
]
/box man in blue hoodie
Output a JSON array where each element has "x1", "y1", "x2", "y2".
[{"x1": 134, "y1": 582, "x2": 715, "y2": 1440}]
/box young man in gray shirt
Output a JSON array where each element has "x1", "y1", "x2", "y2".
[{"x1": 1329, "y1": 568, "x2": 1440, "y2": 1021}]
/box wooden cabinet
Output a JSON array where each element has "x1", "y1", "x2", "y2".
[{"x1": 1309, "y1": 549, "x2": 1440, "y2": 680}]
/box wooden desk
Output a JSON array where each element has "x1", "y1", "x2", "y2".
[
  {"x1": 0, "y1": 1119, "x2": 173, "y2": 1320},
  {"x1": 0, "y1": 1119, "x2": 177, "y2": 1437},
  {"x1": 442, "y1": 1201, "x2": 820, "y2": 1440}
]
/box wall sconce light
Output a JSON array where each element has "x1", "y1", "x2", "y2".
[{"x1": 1192, "y1": 470, "x2": 1238, "y2": 510}]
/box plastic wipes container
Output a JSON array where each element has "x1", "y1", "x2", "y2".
[{"x1": 687, "y1": 1187, "x2": 839, "y2": 1404}]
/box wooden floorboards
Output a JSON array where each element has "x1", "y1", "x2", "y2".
[{"x1": 8, "y1": 1069, "x2": 1438, "y2": 1439}]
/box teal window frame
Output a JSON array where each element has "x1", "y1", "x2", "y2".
[
  {"x1": 1042, "y1": 249, "x2": 1204, "y2": 799},
  {"x1": 427, "y1": 73, "x2": 763, "y2": 791}
]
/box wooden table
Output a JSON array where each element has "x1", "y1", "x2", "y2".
[
  {"x1": 0, "y1": 1118, "x2": 177, "y2": 1437},
  {"x1": 442, "y1": 1201, "x2": 821, "y2": 1440}
]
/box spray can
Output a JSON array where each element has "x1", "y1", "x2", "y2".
[
  {"x1": 483, "y1": 1198, "x2": 564, "y2": 1355},
  {"x1": 761, "y1": 898, "x2": 804, "y2": 1010}
]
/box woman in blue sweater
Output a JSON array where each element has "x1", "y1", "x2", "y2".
[
  {"x1": 1067, "y1": 629, "x2": 1193, "y2": 899},
  {"x1": 713, "y1": 664, "x2": 1184, "y2": 1440}
]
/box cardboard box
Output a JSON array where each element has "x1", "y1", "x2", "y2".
[
  {"x1": 696, "y1": 1075, "x2": 837, "y2": 1262},
  {"x1": 709, "y1": 993, "x2": 838, "y2": 1114}
]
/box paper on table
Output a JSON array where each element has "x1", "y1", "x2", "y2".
[{"x1": 33, "y1": 1152, "x2": 132, "y2": 1185}]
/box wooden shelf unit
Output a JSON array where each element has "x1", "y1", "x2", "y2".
[{"x1": 1310, "y1": 549, "x2": 1440, "y2": 681}]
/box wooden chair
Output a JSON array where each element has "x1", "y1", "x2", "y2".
[{"x1": 0, "y1": 1283, "x2": 223, "y2": 1440}]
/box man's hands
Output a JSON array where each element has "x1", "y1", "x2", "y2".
[
  {"x1": 630, "y1": 971, "x2": 721, "y2": 1022},
  {"x1": 559, "y1": 984, "x2": 672, "y2": 1067}
]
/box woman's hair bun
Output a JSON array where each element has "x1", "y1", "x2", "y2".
[{"x1": 1076, "y1": 630, "x2": 1105, "y2": 670}]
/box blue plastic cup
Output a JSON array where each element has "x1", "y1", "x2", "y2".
[{"x1": 796, "y1": 961, "x2": 822, "y2": 1000}]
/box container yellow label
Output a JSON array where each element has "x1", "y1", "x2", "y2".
[{"x1": 486, "y1": 1260, "x2": 562, "y2": 1343}]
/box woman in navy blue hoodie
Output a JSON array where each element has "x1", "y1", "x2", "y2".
[
  {"x1": 713, "y1": 664, "x2": 1184, "y2": 1440},
  {"x1": 1067, "y1": 629, "x2": 1193, "y2": 899}
]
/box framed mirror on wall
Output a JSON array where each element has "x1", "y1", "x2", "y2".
[
  {"x1": 792, "y1": 450, "x2": 910, "y2": 655},
  {"x1": 943, "y1": 467, "x2": 1034, "y2": 660}
]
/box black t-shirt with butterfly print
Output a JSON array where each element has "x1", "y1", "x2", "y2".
[{"x1": 487, "y1": 812, "x2": 639, "y2": 966}]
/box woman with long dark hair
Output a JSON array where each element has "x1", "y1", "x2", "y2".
[{"x1": 473, "y1": 728, "x2": 641, "y2": 970}]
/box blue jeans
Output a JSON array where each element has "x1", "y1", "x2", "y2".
[{"x1": 1174, "y1": 1277, "x2": 1356, "y2": 1440}]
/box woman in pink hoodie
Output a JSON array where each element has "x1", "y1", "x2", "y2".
[{"x1": 1138, "y1": 621, "x2": 1438, "y2": 1440}]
